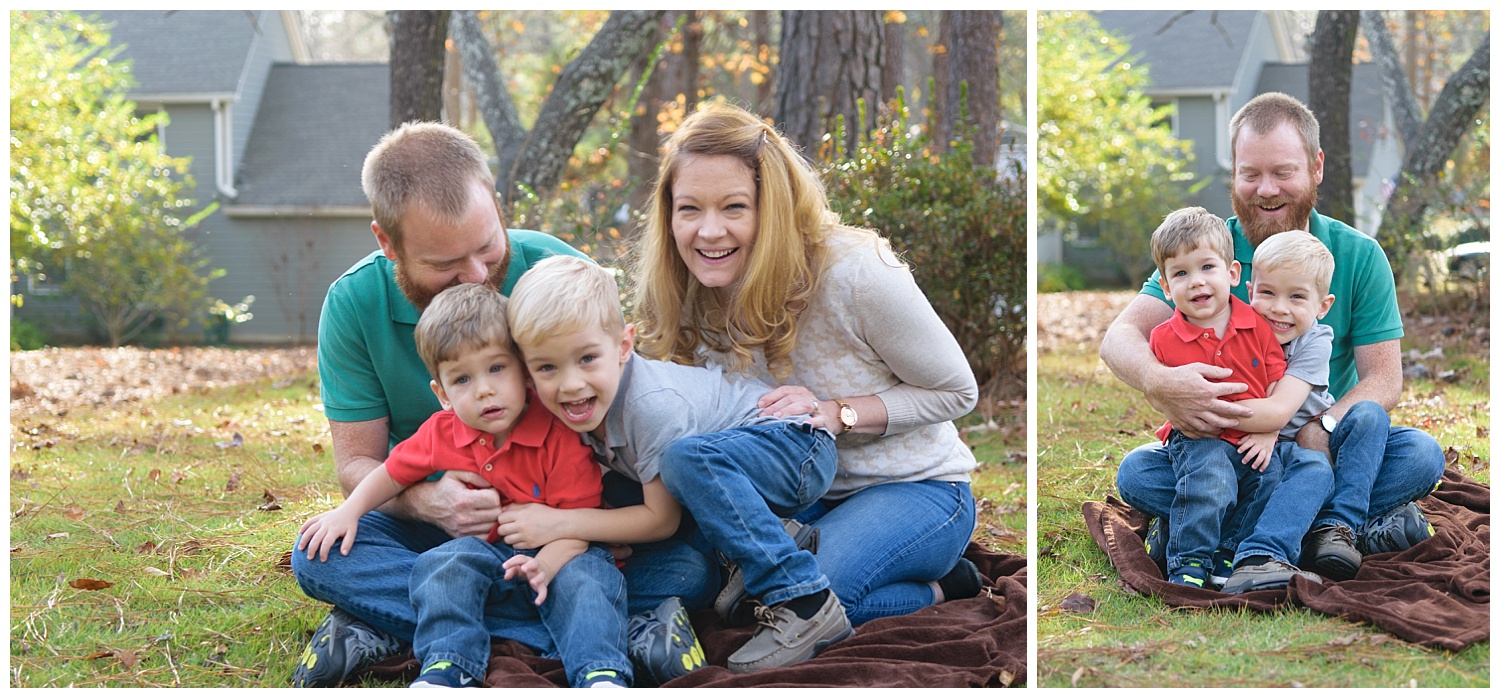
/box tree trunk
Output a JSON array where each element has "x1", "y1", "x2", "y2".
[
  {"x1": 947, "y1": 11, "x2": 1001, "y2": 168},
  {"x1": 880, "y1": 12, "x2": 905, "y2": 107},
  {"x1": 751, "y1": 11, "x2": 774, "y2": 113},
  {"x1": 626, "y1": 14, "x2": 673, "y2": 214},
  {"x1": 442, "y1": 37, "x2": 463, "y2": 129},
  {"x1": 930, "y1": 13, "x2": 952, "y2": 152},
  {"x1": 387, "y1": 10, "x2": 450, "y2": 129},
  {"x1": 1307, "y1": 10, "x2": 1358, "y2": 225},
  {"x1": 1379, "y1": 32, "x2": 1490, "y2": 261},
  {"x1": 510, "y1": 10, "x2": 665, "y2": 206},
  {"x1": 775, "y1": 10, "x2": 883, "y2": 159},
  {"x1": 451, "y1": 11, "x2": 526, "y2": 193},
  {"x1": 1361, "y1": 11, "x2": 1422, "y2": 147}
]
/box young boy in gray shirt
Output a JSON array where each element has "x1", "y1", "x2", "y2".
[{"x1": 504, "y1": 255, "x2": 851, "y2": 678}]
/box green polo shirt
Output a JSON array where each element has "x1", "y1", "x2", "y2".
[
  {"x1": 317, "y1": 229, "x2": 589, "y2": 448},
  {"x1": 1140, "y1": 209, "x2": 1402, "y2": 399}
]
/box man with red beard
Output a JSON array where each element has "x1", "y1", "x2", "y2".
[
  {"x1": 290, "y1": 122, "x2": 590, "y2": 686},
  {"x1": 1100, "y1": 92, "x2": 1445, "y2": 590}
]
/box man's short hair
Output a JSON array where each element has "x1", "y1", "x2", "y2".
[
  {"x1": 1230, "y1": 92, "x2": 1321, "y2": 167},
  {"x1": 414, "y1": 283, "x2": 516, "y2": 381},
  {"x1": 361, "y1": 122, "x2": 496, "y2": 254},
  {"x1": 1150, "y1": 206, "x2": 1234, "y2": 276},
  {"x1": 1252, "y1": 230, "x2": 1335, "y2": 297},
  {"x1": 508, "y1": 255, "x2": 625, "y2": 349}
]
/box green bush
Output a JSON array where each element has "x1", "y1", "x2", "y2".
[
  {"x1": 1040, "y1": 263, "x2": 1087, "y2": 293},
  {"x1": 822, "y1": 99, "x2": 1027, "y2": 397},
  {"x1": 10, "y1": 317, "x2": 47, "y2": 351}
]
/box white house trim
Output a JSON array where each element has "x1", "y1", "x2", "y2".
[
  {"x1": 223, "y1": 206, "x2": 372, "y2": 218},
  {"x1": 212, "y1": 98, "x2": 238, "y2": 198}
]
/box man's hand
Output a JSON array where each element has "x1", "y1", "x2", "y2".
[
  {"x1": 1144, "y1": 363, "x2": 1255, "y2": 438},
  {"x1": 401, "y1": 470, "x2": 503, "y2": 539},
  {"x1": 503, "y1": 554, "x2": 558, "y2": 605},
  {"x1": 1236, "y1": 431, "x2": 1279, "y2": 472},
  {"x1": 495, "y1": 502, "x2": 568, "y2": 550}
]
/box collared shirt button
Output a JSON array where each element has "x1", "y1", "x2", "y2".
[
  {"x1": 479, "y1": 438, "x2": 486, "y2": 446},
  {"x1": 484, "y1": 464, "x2": 493, "y2": 471}
]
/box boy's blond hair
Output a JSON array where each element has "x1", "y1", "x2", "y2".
[
  {"x1": 509, "y1": 255, "x2": 625, "y2": 349},
  {"x1": 1251, "y1": 230, "x2": 1334, "y2": 296},
  {"x1": 414, "y1": 283, "x2": 516, "y2": 381},
  {"x1": 1151, "y1": 206, "x2": 1234, "y2": 276}
]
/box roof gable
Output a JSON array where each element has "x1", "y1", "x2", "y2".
[
  {"x1": 234, "y1": 63, "x2": 390, "y2": 208},
  {"x1": 86, "y1": 9, "x2": 279, "y2": 98},
  {"x1": 1094, "y1": 10, "x2": 1260, "y2": 93}
]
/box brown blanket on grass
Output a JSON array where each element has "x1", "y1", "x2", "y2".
[
  {"x1": 1081, "y1": 466, "x2": 1489, "y2": 651},
  {"x1": 361, "y1": 542, "x2": 1027, "y2": 687}
]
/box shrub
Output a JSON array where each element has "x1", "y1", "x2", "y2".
[
  {"x1": 1040, "y1": 264, "x2": 1087, "y2": 293},
  {"x1": 822, "y1": 98, "x2": 1027, "y2": 398},
  {"x1": 10, "y1": 317, "x2": 47, "y2": 351}
]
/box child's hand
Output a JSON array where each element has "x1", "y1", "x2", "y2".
[
  {"x1": 495, "y1": 503, "x2": 566, "y2": 550},
  {"x1": 297, "y1": 506, "x2": 362, "y2": 562},
  {"x1": 1236, "y1": 432, "x2": 1278, "y2": 472},
  {"x1": 502, "y1": 554, "x2": 557, "y2": 605}
]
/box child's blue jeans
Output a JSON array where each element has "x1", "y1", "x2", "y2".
[{"x1": 409, "y1": 536, "x2": 629, "y2": 687}]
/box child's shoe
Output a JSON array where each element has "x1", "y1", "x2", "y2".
[
  {"x1": 1166, "y1": 561, "x2": 1211, "y2": 589},
  {"x1": 409, "y1": 660, "x2": 480, "y2": 688},
  {"x1": 1221, "y1": 558, "x2": 1322, "y2": 594},
  {"x1": 1301, "y1": 524, "x2": 1361, "y2": 581},
  {"x1": 1209, "y1": 547, "x2": 1235, "y2": 588},
  {"x1": 1356, "y1": 501, "x2": 1434, "y2": 555},
  {"x1": 581, "y1": 669, "x2": 629, "y2": 688}
]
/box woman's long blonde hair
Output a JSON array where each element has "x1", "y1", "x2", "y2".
[{"x1": 631, "y1": 103, "x2": 842, "y2": 379}]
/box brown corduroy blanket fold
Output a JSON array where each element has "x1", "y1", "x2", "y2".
[
  {"x1": 1081, "y1": 466, "x2": 1489, "y2": 651},
  {"x1": 360, "y1": 542, "x2": 1028, "y2": 687}
]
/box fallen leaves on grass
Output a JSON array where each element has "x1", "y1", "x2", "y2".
[
  {"x1": 63, "y1": 505, "x2": 85, "y2": 520},
  {"x1": 1059, "y1": 592, "x2": 1097, "y2": 613},
  {"x1": 258, "y1": 490, "x2": 282, "y2": 511},
  {"x1": 70, "y1": 578, "x2": 114, "y2": 591},
  {"x1": 215, "y1": 432, "x2": 244, "y2": 449}
]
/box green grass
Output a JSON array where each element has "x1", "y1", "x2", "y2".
[
  {"x1": 9, "y1": 374, "x2": 1027, "y2": 687},
  {"x1": 1035, "y1": 315, "x2": 1490, "y2": 688}
]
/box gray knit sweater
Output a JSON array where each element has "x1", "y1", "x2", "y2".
[{"x1": 702, "y1": 228, "x2": 980, "y2": 499}]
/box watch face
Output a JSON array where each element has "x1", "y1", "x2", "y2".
[
  {"x1": 1321, "y1": 413, "x2": 1337, "y2": 432},
  {"x1": 840, "y1": 405, "x2": 857, "y2": 426}
]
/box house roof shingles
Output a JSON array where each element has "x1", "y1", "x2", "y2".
[
  {"x1": 1255, "y1": 62, "x2": 1388, "y2": 174},
  {"x1": 234, "y1": 63, "x2": 390, "y2": 208},
  {"x1": 88, "y1": 9, "x2": 263, "y2": 97},
  {"x1": 1094, "y1": 10, "x2": 1258, "y2": 93}
]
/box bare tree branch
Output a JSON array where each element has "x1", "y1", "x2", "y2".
[
  {"x1": 450, "y1": 11, "x2": 525, "y2": 187},
  {"x1": 1360, "y1": 10, "x2": 1423, "y2": 147}
]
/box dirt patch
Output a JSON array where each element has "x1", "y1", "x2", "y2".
[{"x1": 9, "y1": 346, "x2": 318, "y2": 418}]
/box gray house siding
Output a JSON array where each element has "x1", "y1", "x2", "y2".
[{"x1": 1173, "y1": 95, "x2": 1228, "y2": 217}]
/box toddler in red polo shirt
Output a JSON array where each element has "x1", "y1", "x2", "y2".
[
  {"x1": 296, "y1": 283, "x2": 631, "y2": 688},
  {"x1": 1143, "y1": 208, "x2": 1301, "y2": 590}
]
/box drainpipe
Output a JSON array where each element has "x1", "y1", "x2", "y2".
[{"x1": 212, "y1": 98, "x2": 238, "y2": 198}]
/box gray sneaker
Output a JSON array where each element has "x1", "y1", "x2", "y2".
[
  {"x1": 290, "y1": 607, "x2": 404, "y2": 687},
  {"x1": 1357, "y1": 501, "x2": 1434, "y2": 555},
  {"x1": 627, "y1": 596, "x2": 705, "y2": 686},
  {"x1": 714, "y1": 519, "x2": 820, "y2": 627},
  {"x1": 1221, "y1": 559, "x2": 1322, "y2": 594},
  {"x1": 1301, "y1": 524, "x2": 1362, "y2": 581},
  {"x1": 726, "y1": 591, "x2": 854, "y2": 674}
]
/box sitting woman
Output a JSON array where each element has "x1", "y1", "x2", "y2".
[{"x1": 632, "y1": 103, "x2": 984, "y2": 647}]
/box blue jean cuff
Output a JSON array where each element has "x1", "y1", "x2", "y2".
[
  {"x1": 759, "y1": 576, "x2": 831, "y2": 608},
  {"x1": 1233, "y1": 549, "x2": 1290, "y2": 566}
]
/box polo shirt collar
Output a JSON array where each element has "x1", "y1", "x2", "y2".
[
  {"x1": 1166, "y1": 296, "x2": 1259, "y2": 342},
  {"x1": 447, "y1": 389, "x2": 553, "y2": 450},
  {"x1": 378, "y1": 252, "x2": 423, "y2": 326}
]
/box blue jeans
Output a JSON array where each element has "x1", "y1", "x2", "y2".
[
  {"x1": 409, "y1": 537, "x2": 629, "y2": 687},
  {"x1": 598, "y1": 471, "x2": 721, "y2": 615},
  {"x1": 1234, "y1": 442, "x2": 1333, "y2": 565},
  {"x1": 290, "y1": 511, "x2": 715, "y2": 642},
  {"x1": 1316, "y1": 401, "x2": 1446, "y2": 530},
  {"x1": 658, "y1": 420, "x2": 838, "y2": 607},
  {"x1": 1158, "y1": 433, "x2": 1272, "y2": 576},
  {"x1": 792, "y1": 479, "x2": 976, "y2": 625}
]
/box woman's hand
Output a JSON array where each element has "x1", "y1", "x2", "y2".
[{"x1": 758, "y1": 385, "x2": 829, "y2": 429}]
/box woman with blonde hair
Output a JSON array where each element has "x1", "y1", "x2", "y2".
[{"x1": 634, "y1": 102, "x2": 983, "y2": 661}]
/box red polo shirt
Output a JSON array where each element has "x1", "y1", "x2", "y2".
[
  {"x1": 1149, "y1": 296, "x2": 1286, "y2": 445},
  {"x1": 385, "y1": 389, "x2": 601, "y2": 543}
]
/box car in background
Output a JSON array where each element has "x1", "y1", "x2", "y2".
[{"x1": 1446, "y1": 241, "x2": 1490, "y2": 280}]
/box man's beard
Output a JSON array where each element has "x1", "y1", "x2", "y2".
[
  {"x1": 394, "y1": 244, "x2": 511, "y2": 311},
  {"x1": 1232, "y1": 181, "x2": 1317, "y2": 247}
]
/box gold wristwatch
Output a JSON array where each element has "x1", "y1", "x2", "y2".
[{"x1": 833, "y1": 398, "x2": 858, "y2": 434}]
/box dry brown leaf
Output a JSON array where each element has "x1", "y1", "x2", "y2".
[
  {"x1": 143, "y1": 566, "x2": 170, "y2": 577},
  {"x1": 1059, "y1": 591, "x2": 1097, "y2": 613},
  {"x1": 116, "y1": 649, "x2": 141, "y2": 669},
  {"x1": 135, "y1": 541, "x2": 157, "y2": 555},
  {"x1": 312, "y1": 443, "x2": 324, "y2": 454},
  {"x1": 70, "y1": 578, "x2": 114, "y2": 591},
  {"x1": 114, "y1": 500, "x2": 127, "y2": 514},
  {"x1": 85, "y1": 650, "x2": 114, "y2": 660},
  {"x1": 148, "y1": 469, "x2": 162, "y2": 482},
  {"x1": 225, "y1": 472, "x2": 241, "y2": 492},
  {"x1": 171, "y1": 471, "x2": 187, "y2": 484},
  {"x1": 63, "y1": 504, "x2": 85, "y2": 520},
  {"x1": 275, "y1": 549, "x2": 294, "y2": 570}
]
